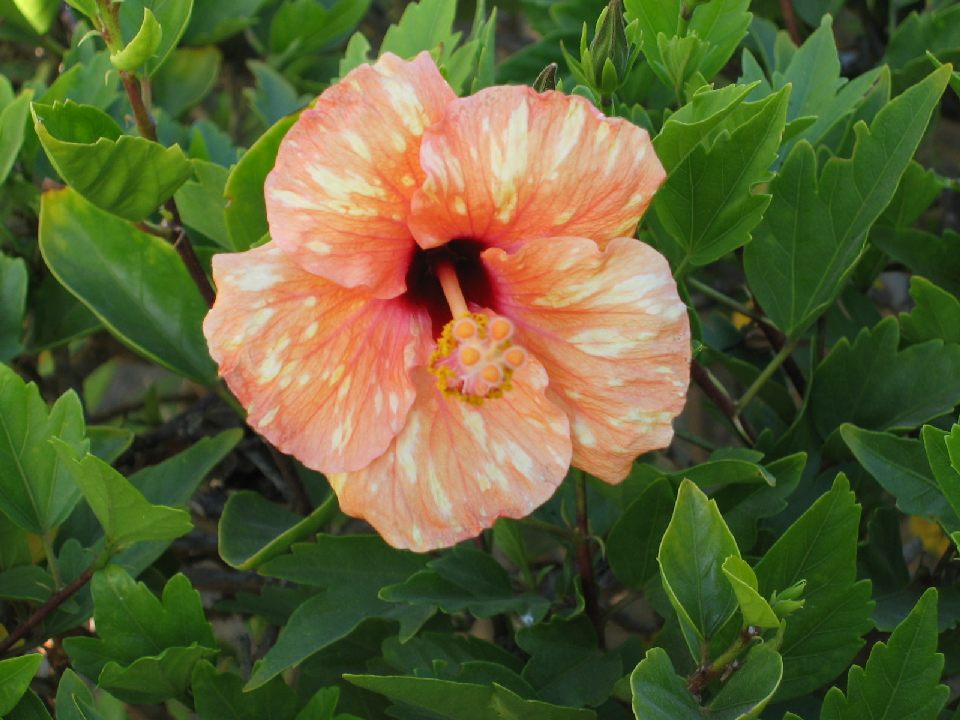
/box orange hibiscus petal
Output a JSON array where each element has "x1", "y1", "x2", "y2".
[
  {"x1": 203, "y1": 242, "x2": 432, "y2": 473},
  {"x1": 484, "y1": 236, "x2": 690, "y2": 483},
  {"x1": 329, "y1": 362, "x2": 572, "y2": 551},
  {"x1": 409, "y1": 86, "x2": 665, "y2": 251},
  {"x1": 265, "y1": 52, "x2": 456, "y2": 299}
]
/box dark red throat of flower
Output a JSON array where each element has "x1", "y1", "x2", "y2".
[
  {"x1": 403, "y1": 240, "x2": 527, "y2": 404},
  {"x1": 402, "y1": 239, "x2": 497, "y2": 335}
]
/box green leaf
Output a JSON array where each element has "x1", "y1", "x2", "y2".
[
  {"x1": 820, "y1": 588, "x2": 948, "y2": 720},
  {"x1": 842, "y1": 425, "x2": 954, "y2": 520},
  {"x1": 52, "y1": 442, "x2": 192, "y2": 550},
  {"x1": 110, "y1": 8, "x2": 163, "y2": 71},
  {"x1": 182, "y1": 0, "x2": 266, "y2": 45},
  {"x1": 885, "y1": 5, "x2": 960, "y2": 72},
  {"x1": 784, "y1": 65, "x2": 889, "y2": 159},
  {"x1": 607, "y1": 477, "x2": 674, "y2": 590},
  {"x1": 721, "y1": 556, "x2": 779, "y2": 629},
  {"x1": 772, "y1": 16, "x2": 844, "y2": 122},
  {"x1": 152, "y1": 47, "x2": 221, "y2": 118},
  {"x1": 0, "y1": 565, "x2": 53, "y2": 602},
  {"x1": 191, "y1": 662, "x2": 301, "y2": 720},
  {"x1": 29, "y1": 274, "x2": 101, "y2": 352},
  {"x1": 720, "y1": 453, "x2": 806, "y2": 549},
  {"x1": 672, "y1": 459, "x2": 775, "y2": 489},
  {"x1": 652, "y1": 87, "x2": 789, "y2": 271},
  {"x1": 223, "y1": 113, "x2": 297, "y2": 250},
  {"x1": 686, "y1": 0, "x2": 751, "y2": 82},
  {"x1": 4, "y1": 690, "x2": 52, "y2": 720},
  {"x1": 0, "y1": 654, "x2": 43, "y2": 715},
  {"x1": 900, "y1": 277, "x2": 960, "y2": 344},
  {"x1": 811, "y1": 318, "x2": 960, "y2": 437},
  {"x1": 754, "y1": 474, "x2": 873, "y2": 701},
  {"x1": 173, "y1": 159, "x2": 231, "y2": 248},
  {"x1": 114, "y1": 429, "x2": 240, "y2": 572},
  {"x1": 658, "y1": 479, "x2": 741, "y2": 650},
  {"x1": 39, "y1": 187, "x2": 217, "y2": 384},
  {"x1": 707, "y1": 645, "x2": 783, "y2": 720},
  {"x1": 872, "y1": 227, "x2": 960, "y2": 297},
  {"x1": 32, "y1": 101, "x2": 192, "y2": 221},
  {"x1": 0, "y1": 512, "x2": 30, "y2": 571},
  {"x1": 380, "y1": 546, "x2": 549, "y2": 621},
  {"x1": 249, "y1": 536, "x2": 431, "y2": 689},
  {"x1": 877, "y1": 160, "x2": 943, "y2": 229},
  {"x1": 119, "y1": 0, "x2": 194, "y2": 76},
  {"x1": 64, "y1": 566, "x2": 216, "y2": 677},
  {"x1": 380, "y1": 0, "x2": 459, "y2": 59},
  {"x1": 87, "y1": 426, "x2": 134, "y2": 463},
  {"x1": 744, "y1": 66, "x2": 951, "y2": 337},
  {"x1": 99, "y1": 644, "x2": 215, "y2": 704},
  {"x1": 624, "y1": 0, "x2": 681, "y2": 78},
  {"x1": 628, "y1": 648, "x2": 700, "y2": 720},
  {"x1": 339, "y1": 32, "x2": 373, "y2": 77},
  {"x1": 653, "y1": 82, "x2": 758, "y2": 170},
  {"x1": 55, "y1": 669, "x2": 97, "y2": 720},
  {"x1": 345, "y1": 675, "x2": 595, "y2": 720},
  {"x1": 64, "y1": 0, "x2": 97, "y2": 22},
  {"x1": 218, "y1": 490, "x2": 338, "y2": 570},
  {"x1": 0, "y1": 89, "x2": 32, "y2": 185},
  {"x1": 245, "y1": 60, "x2": 311, "y2": 128},
  {"x1": 515, "y1": 615, "x2": 621, "y2": 708},
  {"x1": 0, "y1": 254, "x2": 27, "y2": 362},
  {"x1": 41, "y1": 51, "x2": 120, "y2": 111},
  {"x1": 268, "y1": 0, "x2": 372, "y2": 58},
  {"x1": 946, "y1": 426, "x2": 960, "y2": 488},
  {"x1": 0, "y1": 365, "x2": 87, "y2": 533},
  {"x1": 10, "y1": 0, "x2": 59, "y2": 33}
]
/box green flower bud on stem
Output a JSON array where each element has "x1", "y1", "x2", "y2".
[
  {"x1": 770, "y1": 579, "x2": 807, "y2": 617},
  {"x1": 589, "y1": 0, "x2": 629, "y2": 90},
  {"x1": 533, "y1": 63, "x2": 559, "y2": 92}
]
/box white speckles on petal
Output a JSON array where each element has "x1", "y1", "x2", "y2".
[
  {"x1": 235, "y1": 267, "x2": 282, "y2": 292},
  {"x1": 260, "y1": 406, "x2": 279, "y2": 427},
  {"x1": 573, "y1": 417, "x2": 597, "y2": 447}
]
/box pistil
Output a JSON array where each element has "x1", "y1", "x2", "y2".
[{"x1": 427, "y1": 260, "x2": 528, "y2": 403}]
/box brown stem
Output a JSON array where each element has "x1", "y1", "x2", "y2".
[
  {"x1": 779, "y1": 0, "x2": 802, "y2": 45},
  {"x1": 118, "y1": 64, "x2": 216, "y2": 307},
  {"x1": 756, "y1": 320, "x2": 807, "y2": 397},
  {"x1": 687, "y1": 626, "x2": 761, "y2": 697},
  {"x1": 173, "y1": 230, "x2": 216, "y2": 307},
  {"x1": 575, "y1": 470, "x2": 604, "y2": 649},
  {"x1": 691, "y1": 362, "x2": 757, "y2": 445},
  {"x1": 0, "y1": 564, "x2": 96, "y2": 656},
  {"x1": 120, "y1": 71, "x2": 158, "y2": 142}
]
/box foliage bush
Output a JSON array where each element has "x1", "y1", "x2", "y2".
[{"x1": 1, "y1": 0, "x2": 960, "y2": 718}]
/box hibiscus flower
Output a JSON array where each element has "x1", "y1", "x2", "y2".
[{"x1": 203, "y1": 52, "x2": 690, "y2": 551}]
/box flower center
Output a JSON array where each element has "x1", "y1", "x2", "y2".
[{"x1": 428, "y1": 260, "x2": 528, "y2": 404}]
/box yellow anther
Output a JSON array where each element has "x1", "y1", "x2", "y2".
[
  {"x1": 489, "y1": 317, "x2": 513, "y2": 341},
  {"x1": 454, "y1": 318, "x2": 477, "y2": 340},
  {"x1": 460, "y1": 345, "x2": 481, "y2": 366},
  {"x1": 504, "y1": 347, "x2": 527, "y2": 368},
  {"x1": 481, "y1": 364, "x2": 502, "y2": 384}
]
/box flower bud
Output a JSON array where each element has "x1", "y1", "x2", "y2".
[
  {"x1": 589, "y1": 0, "x2": 629, "y2": 90},
  {"x1": 533, "y1": 63, "x2": 559, "y2": 92},
  {"x1": 770, "y1": 579, "x2": 807, "y2": 617}
]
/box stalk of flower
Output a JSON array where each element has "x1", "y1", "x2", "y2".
[{"x1": 202, "y1": 52, "x2": 690, "y2": 552}]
